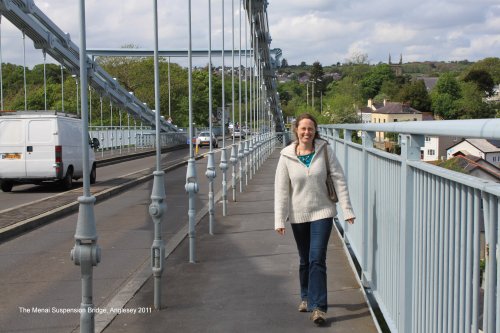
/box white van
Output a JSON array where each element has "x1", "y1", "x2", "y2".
[{"x1": 0, "y1": 111, "x2": 98, "y2": 192}]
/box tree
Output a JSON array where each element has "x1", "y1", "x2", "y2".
[
  {"x1": 456, "y1": 82, "x2": 496, "y2": 119},
  {"x1": 467, "y1": 57, "x2": 500, "y2": 84},
  {"x1": 434, "y1": 72, "x2": 461, "y2": 99},
  {"x1": 431, "y1": 93, "x2": 458, "y2": 119},
  {"x1": 396, "y1": 80, "x2": 431, "y2": 112},
  {"x1": 430, "y1": 73, "x2": 462, "y2": 119},
  {"x1": 463, "y1": 69, "x2": 495, "y2": 97},
  {"x1": 327, "y1": 76, "x2": 364, "y2": 105},
  {"x1": 310, "y1": 61, "x2": 325, "y2": 102},
  {"x1": 378, "y1": 80, "x2": 400, "y2": 101},
  {"x1": 323, "y1": 94, "x2": 360, "y2": 124},
  {"x1": 281, "y1": 58, "x2": 289, "y2": 67},
  {"x1": 359, "y1": 64, "x2": 395, "y2": 99},
  {"x1": 340, "y1": 54, "x2": 370, "y2": 82},
  {"x1": 310, "y1": 61, "x2": 324, "y2": 82}
]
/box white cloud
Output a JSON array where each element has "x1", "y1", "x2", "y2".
[
  {"x1": 371, "y1": 23, "x2": 417, "y2": 44},
  {"x1": 0, "y1": 0, "x2": 498, "y2": 67}
]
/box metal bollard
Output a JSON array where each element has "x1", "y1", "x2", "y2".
[
  {"x1": 71, "y1": 196, "x2": 101, "y2": 333},
  {"x1": 230, "y1": 144, "x2": 238, "y2": 201},
  {"x1": 238, "y1": 141, "x2": 244, "y2": 192},
  {"x1": 185, "y1": 158, "x2": 199, "y2": 263},
  {"x1": 244, "y1": 140, "x2": 250, "y2": 186},
  {"x1": 219, "y1": 147, "x2": 229, "y2": 216},
  {"x1": 149, "y1": 171, "x2": 166, "y2": 309},
  {"x1": 205, "y1": 151, "x2": 217, "y2": 235}
]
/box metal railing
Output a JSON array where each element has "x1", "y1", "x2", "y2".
[
  {"x1": 319, "y1": 118, "x2": 500, "y2": 333},
  {"x1": 89, "y1": 127, "x2": 187, "y2": 154}
]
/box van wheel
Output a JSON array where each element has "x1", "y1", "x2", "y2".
[
  {"x1": 1, "y1": 181, "x2": 13, "y2": 192},
  {"x1": 90, "y1": 164, "x2": 97, "y2": 184},
  {"x1": 62, "y1": 168, "x2": 73, "y2": 190}
]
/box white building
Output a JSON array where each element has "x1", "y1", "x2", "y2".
[
  {"x1": 447, "y1": 139, "x2": 500, "y2": 167},
  {"x1": 422, "y1": 136, "x2": 458, "y2": 162}
]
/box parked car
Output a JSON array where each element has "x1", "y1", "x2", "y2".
[
  {"x1": 197, "y1": 131, "x2": 218, "y2": 148},
  {"x1": 0, "y1": 111, "x2": 97, "y2": 192},
  {"x1": 233, "y1": 130, "x2": 245, "y2": 139}
]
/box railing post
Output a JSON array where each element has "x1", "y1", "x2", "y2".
[
  {"x1": 399, "y1": 133, "x2": 424, "y2": 333},
  {"x1": 343, "y1": 129, "x2": 352, "y2": 234},
  {"x1": 324, "y1": 127, "x2": 331, "y2": 144},
  {"x1": 361, "y1": 130, "x2": 375, "y2": 287},
  {"x1": 332, "y1": 128, "x2": 339, "y2": 154}
]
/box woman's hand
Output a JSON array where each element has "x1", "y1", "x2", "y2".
[
  {"x1": 276, "y1": 228, "x2": 285, "y2": 235},
  {"x1": 346, "y1": 218, "x2": 355, "y2": 224}
]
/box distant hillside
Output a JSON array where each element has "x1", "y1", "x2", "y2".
[{"x1": 278, "y1": 60, "x2": 475, "y2": 77}]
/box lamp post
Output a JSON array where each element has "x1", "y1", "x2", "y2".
[
  {"x1": 149, "y1": 0, "x2": 166, "y2": 309},
  {"x1": 309, "y1": 78, "x2": 322, "y2": 110},
  {"x1": 306, "y1": 82, "x2": 309, "y2": 107},
  {"x1": 219, "y1": 0, "x2": 229, "y2": 216},
  {"x1": 205, "y1": 0, "x2": 217, "y2": 235},
  {"x1": 229, "y1": 0, "x2": 238, "y2": 202},
  {"x1": 70, "y1": 0, "x2": 100, "y2": 331},
  {"x1": 185, "y1": 0, "x2": 199, "y2": 263},
  {"x1": 238, "y1": 0, "x2": 244, "y2": 193}
]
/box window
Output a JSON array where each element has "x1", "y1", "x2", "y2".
[
  {"x1": 394, "y1": 119, "x2": 398, "y2": 122},
  {"x1": 414, "y1": 118, "x2": 417, "y2": 121},
  {"x1": 425, "y1": 136, "x2": 431, "y2": 142},
  {"x1": 427, "y1": 149, "x2": 435, "y2": 156}
]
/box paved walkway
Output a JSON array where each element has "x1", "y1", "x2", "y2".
[{"x1": 102, "y1": 150, "x2": 379, "y2": 333}]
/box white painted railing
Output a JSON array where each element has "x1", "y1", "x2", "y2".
[
  {"x1": 89, "y1": 126, "x2": 187, "y2": 151},
  {"x1": 319, "y1": 118, "x2": 500, "y2": 333}
]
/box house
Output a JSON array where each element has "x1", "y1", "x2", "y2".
[
  {"x1": 447, "y1": 139, "x2": 500, "y2": 167},
  {"x1": 416, "y1": 77, "x2": 438, "y2": 92},
  {"x1": 422, "y1": 136, "x2": 458, "y2": 162},
  {"x1": 357, "y1": 99, "x2": 384, "y2": 123},
  {"x1": 485, "y1": 84, "x2": 500, "y2": 102},
  {"x1": 446, "y1": 153, "x2": 500, "y2": 182},
  {"x1": 371, "y1": 100, "x2": 423, "y2": 141}
]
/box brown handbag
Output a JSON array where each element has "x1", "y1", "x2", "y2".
[{"x1": 324, "y1": 148, "x2": 339, "y2": 203}]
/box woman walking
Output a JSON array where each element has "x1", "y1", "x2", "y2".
[{"x1": 274, "y1": 113, "x2": 356, "y2": 326}]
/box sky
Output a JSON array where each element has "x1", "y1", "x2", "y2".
[{"x1": 0, "y1": 0, "x2": 499, "y2": 68}]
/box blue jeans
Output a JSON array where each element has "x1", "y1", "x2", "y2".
[{"x1": 291, "y1": 217, "x2": 333, "y2": 312}]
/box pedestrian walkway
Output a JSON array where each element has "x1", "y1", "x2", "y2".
[{"x1": 102, "y1": 150, "x2": 379, "y2": 333}]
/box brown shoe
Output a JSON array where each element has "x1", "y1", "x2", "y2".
[
  {"x1": 310, "y1": 309, "x2": 326, "y2": 325},
  {"x1": 298, "y1": 300, "x2": 308, "y2": 312}
]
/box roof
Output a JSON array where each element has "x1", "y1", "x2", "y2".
[
  {"x1": 417, "y1": 77, "x2": 438, "y2": 91},
  {"x1": 359, "y1": 107, "x2": 373, "y2": 114},
  {"x1": 372, "y1": 102, "x2": 422, "y2": 115},
  {"x1": 466, "y1": 139, "x2": 500, "y2": 153},
  {"x1": 451, "y1": 154, "x2": 500, "y2": 181},
  {"x1": 422, "y1": 112, "x2": 435, "y2": 121}
]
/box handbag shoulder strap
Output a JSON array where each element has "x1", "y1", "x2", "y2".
[{"x1": 324, "y1": 147, "x2": 331, "y2": 176}]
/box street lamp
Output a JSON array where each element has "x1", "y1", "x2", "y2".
[
  {"x1": 309, "y1": 78, "x2": 322, "y2": 110},
  {"x1": 306, "y1": 82, "x2": 309, "y2": 107}
]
